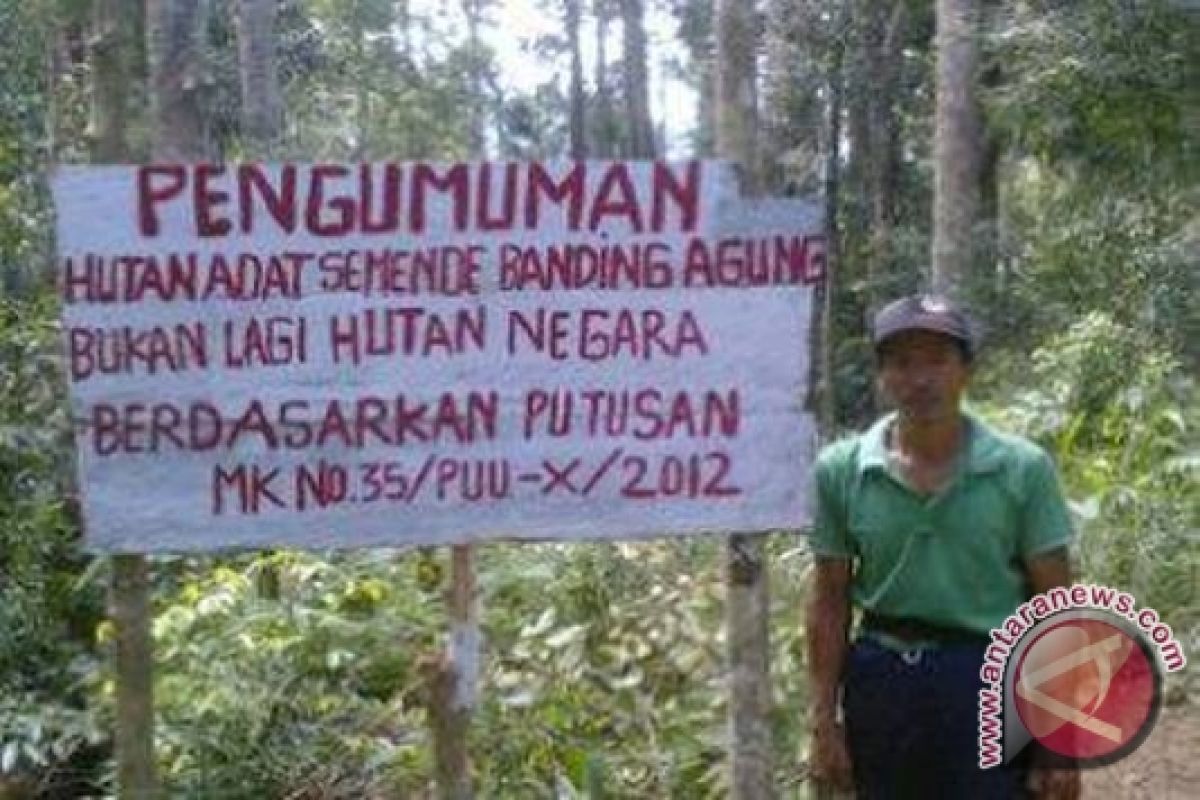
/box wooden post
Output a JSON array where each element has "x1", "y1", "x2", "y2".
[
  {"x1": 91, "y1": 1, "x2": 160, "y2": 797},
  {"x1": 715, "y1": 2, "x2": 774, "y2": 798},
  {"x1": 110, "y1": 556, "x2": 158, "y2": 799},
  {"x1": 426, "y1": 545, "x2": 477, "y2": 799},
  {"x1": 427, "y1": 16, "x2": 486, "y2": 789},
  {"x1": 101, "y1": 3, "x2": 210, "y2": 796}
]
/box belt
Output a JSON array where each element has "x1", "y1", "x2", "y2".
[{"x1": 861, "y1": 611, "x2": 990, "y2": 646}]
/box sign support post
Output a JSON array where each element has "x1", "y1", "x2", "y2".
[
  {"x1": 111, "y1": 554, "x2": 158, "y2": 799},
  {"x1": 53, "y1": 159, "x2": 823, "y2": 797},
  {"x1": 715, "y1": 1, "x2": 775, "y2": 797}
]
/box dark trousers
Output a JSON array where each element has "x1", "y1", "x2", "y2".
[{"x1": 843, "y1": 637, "x2": 1029, "y2": 800}]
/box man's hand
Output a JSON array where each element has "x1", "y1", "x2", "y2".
[
  {"x1": 1024, "y1": 547, "x2": 1081, "y2": 800},
  {"x1": 1028, "y1": 765, "x2": 1081, "y2": 800},
  {"x1": 810, "y1": 719, "x2": 854, "y2": 792},
  {"x1": 1024, "y1": 547, "x2": 1073, "y2": 596}
]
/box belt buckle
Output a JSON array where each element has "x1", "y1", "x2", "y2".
[{"x1": 900, "y1": 648, "x2": 923, "y2": 666}]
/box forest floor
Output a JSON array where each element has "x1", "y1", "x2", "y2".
[{"x1": 1081, "y1": 700, "x2": 1199, "y2": 799}]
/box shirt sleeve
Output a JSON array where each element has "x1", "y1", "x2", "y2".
[
  {"x1": 809, "y1": 449, "x2": 854, "y2": 559},
  {"x1": 1019, "y1": 449, "x2": 1074, "y2": 557}
]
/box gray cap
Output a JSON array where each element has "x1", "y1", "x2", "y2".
[{"x1": 871, "y1": 294, "x2": 975, "y2": 356}]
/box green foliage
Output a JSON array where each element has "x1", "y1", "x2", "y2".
[
  {"x1": 979, "y1": 313, "x2": 1199, "y2": 640},
  {"x1": 145, "y1": 539, "x2": 817, "y2": 798},
  {"x1": 0, "y1": 0, "x2": 52, "y2": 295},
  {"x1": 0, "y1": 296, "x2": 106, "y2": 792},
  {"x1": 982, "y1": 0, "x2": 1200, "y2": 361},
  {"x1": 278, "y1": 0, "x2": 498, "y2": 159},
  {"x1": 497, "y1": 82, "x2": 570, "y2": 159},
  {"x1": 477, "y1": 537, "x2": 818, "y2": 797},
  {"x1": 988, "y1": 0, "x2": 1199, "y2": 187},
  {"x1": 477, "y1": 541, "x2": 728, "y2": 798},
  {"x1": 152, "y1": 551, "x2": 442, "y2": 798}
]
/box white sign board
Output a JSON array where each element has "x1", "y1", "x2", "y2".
[{"x1": 54, "y1": 161, "x2": 823, "y2": 552}]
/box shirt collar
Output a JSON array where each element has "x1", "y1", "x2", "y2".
[{"x1": 857, "y1": 411, "x2": 1006, "y2": 477}]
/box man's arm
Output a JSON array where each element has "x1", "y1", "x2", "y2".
[
  {"x1": 1025, "y1": 546, "x2": 1071, "y2": 595},
  {"x1": 807, "y1": 556, "x2": 854, "y2": 790},
  {"x1": 1023, "y1": 545, "x2": 1081, "y2": 800}
]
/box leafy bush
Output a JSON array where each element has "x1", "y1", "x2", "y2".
[
  {"x1": 146, "y1": 537, "x2": 819, "y2": 799},
  {"x1": 152, "y1": 551, "x2": 441, "y2": 798},
  {"x1": 0, "y1": 296, "x2": 107, "y2": 795},
  {"x1": 979, "y1": 313, "x2": 1199, "y2": 649}
]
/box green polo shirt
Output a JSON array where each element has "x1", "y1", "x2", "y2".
[{"x1": 810, "y1": 413, "x2": 1073, "y2": 639}]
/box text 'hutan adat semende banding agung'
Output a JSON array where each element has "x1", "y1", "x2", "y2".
[{"x1": 55, "y1": 160, "x2": 824, "y2": 553}]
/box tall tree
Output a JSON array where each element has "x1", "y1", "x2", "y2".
[
  {"x1": 461, "y1": 0, "x2": 487, "y2": 156},
  {"x1": 932, "y1": 0, "x2": 982, "y2": 296},
  {"x1": 103, "y1": 1, "x2": 206, "y2": 794},
  {"x1": 565, "y1": 0, "x2": 586, "y2": 158},
  {"x1": 234, "y1": 0, "x2": 282, "y2": 155},
  {"x1": 621, "y1": 0, "x2": 655, "y2": 157},
  {"x1": 715, "y1": 4, "x2": 773, "y2": 798},
  {"x1": 762, "y1": 0, "x2": 833, "y2": 194},
  {"x1": 93, "y1": 14, "x2": 147, "y2": 789},
  {"x1": 843, "y1": 0, "x2": 872, "y2": 268},
  {"x1": 818, "y1": 0, "x2": 847, "y2": 435},
  {"x1": 90, "y1": 0, "x2": 138, "y2": 162},
  {"x1": 715, "y1": 0, "x2": 758, "y2": 181},
  {"x1": 865, "y1": 1, "x2": 906, "y2": 307},
  {"x1": 146, "y1": 0, "x2": 209, "y2": 160},
  {"x1": 590, "y1": 0, "x2": 617, "y2": 156},
  {"x1": 669, "y1": 0, "x2": 715, "y2": 155},
  {"x1": 350, "y1": 2, "x2": 372, "y2": 156},
  {"x1": 842, "y1": 0, "x2": 908, "y2": 311}
]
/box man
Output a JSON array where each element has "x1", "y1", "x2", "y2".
[{"x1": 806, "y1": 294, "x2": 1081, "y2": 799}]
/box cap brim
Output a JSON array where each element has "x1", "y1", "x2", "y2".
[{"x1": 873, "y1": 317, "x2": 972, "y2": 350}]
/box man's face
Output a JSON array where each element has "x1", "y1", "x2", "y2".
[{"x1": 877, "y1": 330, "x2": 971, "y2": 425}]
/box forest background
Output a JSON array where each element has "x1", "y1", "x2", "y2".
[{"x1": 0, "y1": 0, "x2": 1196, "y2": 797}]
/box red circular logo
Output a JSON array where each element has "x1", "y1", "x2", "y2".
[{"x1": 1013, "y1": 617, "x2": 1159, "y2": 763}]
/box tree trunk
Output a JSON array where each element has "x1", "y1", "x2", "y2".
[
  {"x1": 819, "y1": 8, "x2": 845, "y2": 436},
  {"x1": 867, "y1": 1, "x2": 907, "y2": 304},
  {"x1": 106, "y1": 4, "x2": 210, "y2": 796},
  {"x1": 932, "y1": 0, "x2": 982, "y2": 297},
  {"x1": 845, "y1": 0, "x2": 906, "y2": 312},
  {"x1": 234, "y1": 0, "x2": 281, "y2": 155},
  {"x1": 592, "y1": 0, "x2": 616, "y2": 156},
  {"x1": 351, "y1": 5, "x2": 370, "y2": 158},
  {"x1": 621, "y1": 0, "x2": 655, "y2": 158},
  {"x1": 715, "y1": 3, "x2": 773, "y2": 796},
  {"x1": 697, "y1": 56, "x2": 716, "y2": 157},
  {"x1": 675, "y1": 0, "x2": 715, "y2": 156},
  {"x1": 94, "y1": 6, "x2": 153, "y2": 798},
  {"x1": 93, "y1": 27, "x2": 148, "y2": 797},
  {"x1": 462, "y1": 0, "x2": 486, "y2": 156},
  {"x1": 715, "y1": 0, "x2": 760, "y2": 190},
  {"x1": 761, "y1": 0, "x2": 821, "y2": 194},
  {"x1": 146, "y1": 0, "x2": 208, "y2": 161},
  {"x1": 844, "y1": 0, "x2": 872, "y2": 265},
  {"x1": 90, "y1": 0, "x2": 135, "y2": 162},
  {"x1": 566, "y1": 0, "x2": 587, "y2": 158}
]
